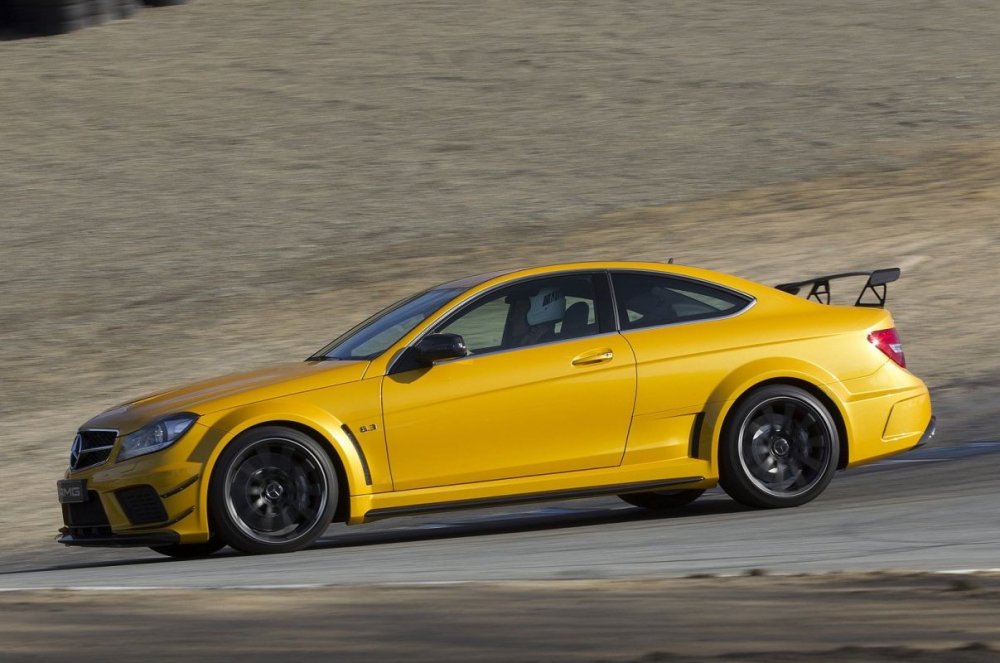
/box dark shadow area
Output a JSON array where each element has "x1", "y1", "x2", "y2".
[
  {"x1": 0, "y1": 21, "x2": 31, "y2": 40},
  {"x1": 0, "y1": 2, "x2": 68, "y2": 41},
  {"x1": 2, "y1": 496, "x2": 750, "y2": 576},
  {"x1": 312, "y1": 496, "x2": 750, "y2": 552},
  {"x1": 0, "y1": 552, "x2": 237, "y2": 576},
  {"x1": 0, "y1": 28, "x2": 67, "y2": 40},
  {"x1": 10, "y1": 442, "x2": 999, "y2": 578}
]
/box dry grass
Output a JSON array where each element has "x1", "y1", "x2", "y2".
[{"x1": 2, "y1": 0, "x2": 999, "y2": 551}]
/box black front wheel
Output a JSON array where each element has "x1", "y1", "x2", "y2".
[
  {"x1": 719, "y1": 385, "x2": 839, "y2": 509},
  {"x1": 209, "y1": 426, "x2": 338, "y2": 555}
]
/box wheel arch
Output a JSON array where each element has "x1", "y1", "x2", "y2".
[
  {"x1": 194, "y1": 406, "x2": 370, "y2": 534},
  {"x1": 704, "y1": 359, "x2": 851, "y2": 471},
  {"x1": 721, "y1": 377, "x2": 850, "y2": 470}
]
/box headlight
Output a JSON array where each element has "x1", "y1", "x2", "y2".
[{"x1": 118, "y1": 413, "x2": 198, "y2": 462}]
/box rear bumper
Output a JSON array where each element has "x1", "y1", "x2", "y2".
[
  {"x1": 913, "y1": 414, "x2": 936, "y2": 450},
  {"x1": 835, "y1": 362, "x2": 933, "y2": 468}
]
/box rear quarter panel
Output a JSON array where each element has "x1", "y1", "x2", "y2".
[
  {"x1": 626, "y1": 293, "x2": 893, "y2": 418},
  {"x1": 622, "y1": 284, "x2": 903, "y2": 472}
]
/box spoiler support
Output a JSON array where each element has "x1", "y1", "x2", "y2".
[{"x1": 775, "y1": 267, "x2": 901, "y2": 308}]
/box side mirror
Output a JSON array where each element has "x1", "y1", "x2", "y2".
[
  {"x1": 413, "y1": 333, "x2": 468, "y2": 365},
  {"x1": 389, "y1": 333, "x2": 469, "y2": 375}
]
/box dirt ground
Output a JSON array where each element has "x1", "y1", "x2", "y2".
[
  {"x1": 1, "y1": 573, "x2": 998, "y2": 662},
  {"x1": 2, "y1": 0, "x2": 1000, "y2": 553}
]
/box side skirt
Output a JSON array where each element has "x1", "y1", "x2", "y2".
[{"x1": 363, "y1": 476, "x2": 704, "y2": 521}]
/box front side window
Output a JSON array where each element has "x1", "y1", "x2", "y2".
[
  {"x1": 611, "y1": 272, "x2": 751, "y2": 330},
  {"x1": 435, "y1": 274, "x2": 600, "y2": 355},
  {"x1": 312, "y1": 287, "x2": 465, "y2": 360}
]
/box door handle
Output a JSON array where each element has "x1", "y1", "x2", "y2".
[{"x1": 571, "y1": 349, "x2": 614, "y2": 366}]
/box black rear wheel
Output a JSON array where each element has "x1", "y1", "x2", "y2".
[
  {"x1": 114, "y1": 0, "x2": 139, "y2": 18},
  {"x1": 210, "y1": 426, "x2": 338, "y2": 555},
  {"x1": 719, "y1": 385, "x2": 839, "y2": 509}
]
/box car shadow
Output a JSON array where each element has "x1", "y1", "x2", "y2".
[
  {"x1": 4, "y1": 496, "x2": 750, "y2": 576},
  {"x1": 310, "y1": 496, "x2": 750, "y2": 552}
]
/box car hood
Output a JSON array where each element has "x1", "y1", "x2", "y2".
[{"x1": 81, "y1": 360, "x2": 369, "y2": 434}]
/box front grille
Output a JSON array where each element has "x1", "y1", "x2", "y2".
[
  {"x1": 116, "y1": 485, "x2": 168, "y2": 525},
  {"x1": 70, "y1": 429, "x2": 118, "y2": 470},
  {"x1": 62, "y1": 491, "x2": 110, "y2": 528}
]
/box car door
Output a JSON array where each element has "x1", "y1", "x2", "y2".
[{"x1": 380, "y1": 272, "x2": 637, "y2": 492}]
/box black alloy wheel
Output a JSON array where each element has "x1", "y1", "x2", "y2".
[
  {"x1": 210, "y1": 426, "x2": 337, "y2": 554},
  {"x1": 719, "y1": 385, "x2": 839, "y2": 509}
]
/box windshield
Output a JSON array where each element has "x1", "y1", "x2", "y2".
[{"x1": 310, "y1": 287, "x2": 465, "y2": 361}]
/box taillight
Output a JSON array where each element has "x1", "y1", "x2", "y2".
[{"x1": 868, "y1": 328, "x2": 906, "y2": 368}]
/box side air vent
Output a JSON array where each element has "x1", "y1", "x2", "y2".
[{"x1": 116, "y1": 485, "x2": 168, "y2": 525}]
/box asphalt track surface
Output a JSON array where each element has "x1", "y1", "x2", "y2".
[{"x1": 2, "y1": 440, "x2": 998, "y2": 591}]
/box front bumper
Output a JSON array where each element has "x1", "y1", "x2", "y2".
[
  {"x1": 57, "y1": 529, "x2": 180, "y2": 548},
  {"x1": 57, "y1": 423, "x2": 219, "y2": 547}
]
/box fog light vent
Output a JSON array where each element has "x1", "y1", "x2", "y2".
[{"x1": 116, "y1": 485, "x2": 168, "y2": 525}]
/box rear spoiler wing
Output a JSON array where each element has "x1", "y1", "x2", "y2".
[{"x1": 775, "y1": 267, "x2": 901, "y2": 308}]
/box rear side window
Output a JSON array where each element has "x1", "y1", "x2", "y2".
[{"x1": 611, "y1": 272, "x2": 752, "y2": 330}]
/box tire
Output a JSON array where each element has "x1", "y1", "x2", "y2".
[
  {"x1": 150, "y1": 538, "x2": 226, "y2": 559},
  {"x1": 719, "y1": 385, "x2": 839, "y2": 509},
  {"x1": 86, "y1": 0, "x2": 114, "y2": 26},
  {"x1": 619, "y1": 489, "x2": 705, "y2": 512},
  {"x1": 209, "y1": 426, "x2": 338, "y2": 555},
  {"x1": 113, "y1": 0, "x2": 138, "y2": 18},
  {"x1": 142, "y1": 0, "x2": 186, "y2": 6}
]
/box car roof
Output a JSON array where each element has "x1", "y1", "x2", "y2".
[
  {"x1": 433, "y1": 261, "x2": 773, "y2": 302},
  {"x1": 433, "y1": 269, "x2": 519, "y2": 290}
]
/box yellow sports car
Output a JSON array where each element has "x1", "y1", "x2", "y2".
[{"x1": 57, "y1": 262, "x2": 934, "y2": 557}]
